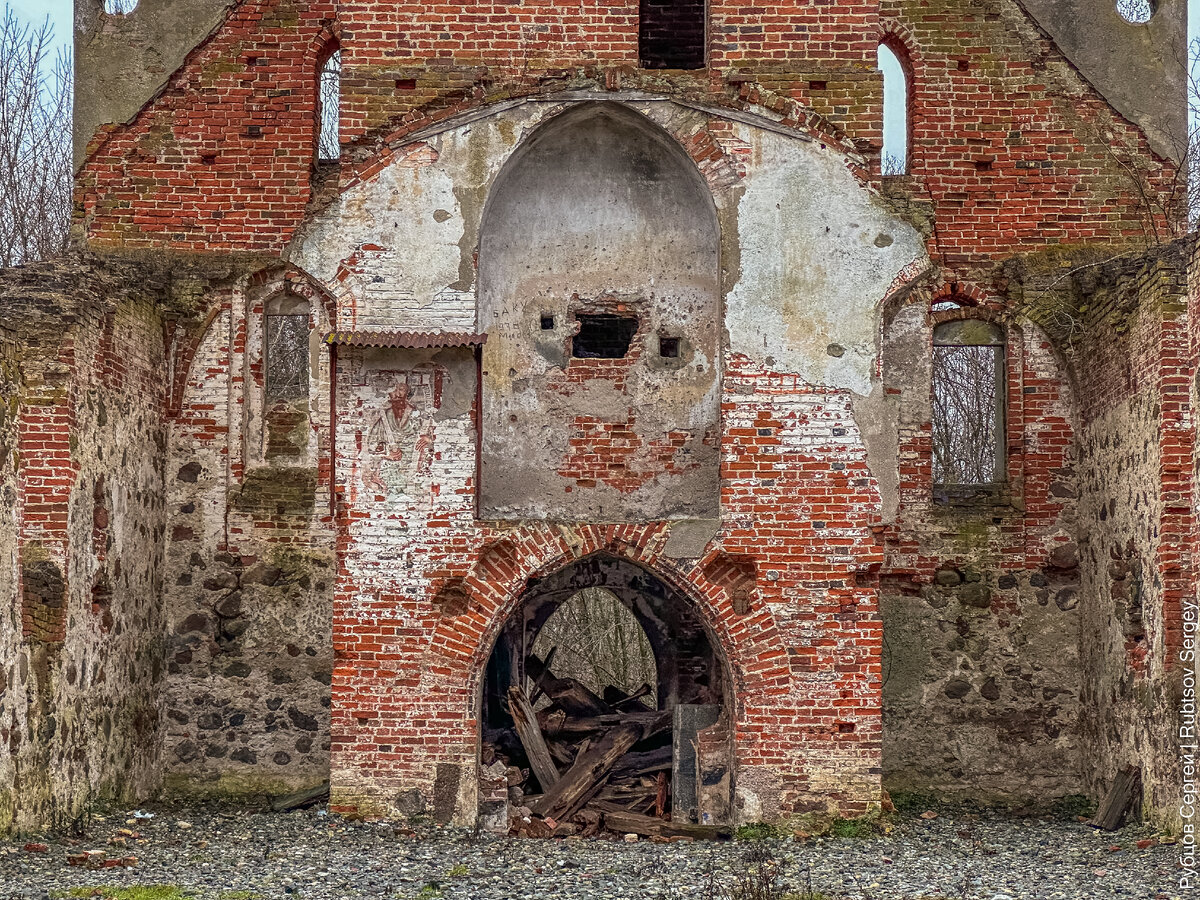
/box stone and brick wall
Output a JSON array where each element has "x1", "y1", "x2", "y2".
[
  {"x1": 0, "y1": 0, "x2": 1177, "y2": 835},
  {"x1": 160, "y1": 271, "x2": 335, "y2": 797},
  {"x1": 0, "y1": 261, "x2": 167, "y2": 832},
  {"x1": 880, "y1": 295, "x2": 1084, "y2": 803}
]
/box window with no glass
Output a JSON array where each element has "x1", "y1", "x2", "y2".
[
  {"x1": 265, "y1": 314, "x2": 310, "y2": 402},
  {"x1": 931, "y1": 320, "x2": 1005, "y2": 486},
  {"x1": 572, "y1": 314, "x2": 639, "y2": 359}
]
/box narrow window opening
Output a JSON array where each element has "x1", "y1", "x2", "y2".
[
  {"x1": 265, "y1": 314, "x2": 310, "y2": 402},
  {"x1": 317, "y1": 49, "x2": 341, "y2": 162},
  {"x1": 572, "y1": 314, "x2": 638, "y2": 359},
  {"x1": 104, "y1": 0, "x2": 139, "y2": 13},
  {"x1": 659, "y1": 336, "x2": 680, "y2": 358},
  {"x1": 878, "y1": 42, "x2": 909, "y2": 175},
  {"x1": 931, "y1": 320, "x2": 1005, "y2": 486},
  {"x1": 540, "y1": 314, "x2": 555, "y2": 331},
  {"x1": 639, "y1": 0, "x2": 706, "y2": 70}
]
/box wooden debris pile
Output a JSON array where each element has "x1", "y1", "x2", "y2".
[{"x1": 481, "y1": 652, "x2": 728, "y2": 841}]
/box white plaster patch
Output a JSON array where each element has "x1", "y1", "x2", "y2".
[{"x1": 726, "y1": 128, "x2": 928, "y2": 393}]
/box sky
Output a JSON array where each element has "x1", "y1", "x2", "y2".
[{"x1": 7, "y1": 0, "x2": 1200, "y2": 162}]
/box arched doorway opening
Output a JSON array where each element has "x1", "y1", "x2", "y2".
[{"x1": 480, "y1": 554, "x2": 732, "y2": 835}]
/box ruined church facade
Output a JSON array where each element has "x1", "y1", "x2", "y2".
[{"x1": 0, "y1": 0, "x2": 1193, "y2": 832}]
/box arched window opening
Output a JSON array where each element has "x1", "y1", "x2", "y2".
[
  {"x1": 878, "y1": 42, "x2": 909, "y2": 175},
  {"x1": 532, "y1": 588, "x2": 658, "y2": 710},
  {"x1": 1115, "y1": 0, "x2": 1155, "y2": 24},
  {"x1": 103, "y1": 0, "x2": 139, "y2": 13},
  {"x1": 639, "y1": 0, "x2": 706, "y2": 70},
  {"x1": 932, "y1": 320, "x2": 1005, "y2": 486},
  {"x1": 317, "y1": 49, "x2": 341, "y2": 162}
]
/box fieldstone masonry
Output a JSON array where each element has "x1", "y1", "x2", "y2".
[{"x1": 0, "y1": 0, "x2": 1193, "y2": 832}]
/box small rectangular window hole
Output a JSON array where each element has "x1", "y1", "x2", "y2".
[
  {"x1": 808, "y1": 80, "x2": 828, "y2": 91},
  {"x1": 573, "y1": 314, "x2": 638, "y2": 359},
  {"x1": 395, "y1": 78, "x2": 417, "y2": 91},
  {"x1": 540, "y1": 314, "x2": 555, "y2": 330},
  {"x1": 659, "y1": 336, "x2": 680, "y2": 358}
]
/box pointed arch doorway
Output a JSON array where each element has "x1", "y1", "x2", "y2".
[{"x1": 480, "y1": 553, "x2": 733, "y2": 833}]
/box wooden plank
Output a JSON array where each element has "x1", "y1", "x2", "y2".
[
  {"x1": 525, "y1": 653, "x2": 610, "y2": 717},
  {"x1": 269, "y1": 782, "x2": 330, "y2": 812},
  {"x1": 507, "y1": 686, "x2": 559, "y2": 791},
  {"x1": 539, "y1": 710, "x2": 660, "y2": 738},
  {"x1": 1090, "y1": 765, "x2": 1141, "y2": 831},
  {"x1": 532, "y1": 721, "x2": 649, "y2": 822},
  {"x1": 592, "y1": 801, "x2": 730, "y2": 840}
]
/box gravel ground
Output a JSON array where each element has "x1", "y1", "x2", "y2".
[{"x1": 0, "y1": 802, "x2": 1185, "y2": 900}]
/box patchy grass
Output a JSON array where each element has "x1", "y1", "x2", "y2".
[
  {"x1": 734, "y1": 822, "x2": 790, "y2": 841},
  {"x1": 414, "y1": 884, "x2": 443, "y2": 899},
  {"x1": 887, "y1": 790, "x2": 940, "y2": 814},
  {"x1": 445, "y1": 863, "x2": 469, "y2": 878},
  {"x1": 1048, "y1": 794, "x2": 1095, "y2": 819},
  {"x1": 828, "y1": 816, "x2": 876, "y2": 839},
  {"x1": 50, "y1": 888, "x2": 192, "y2": 900},
  {"x1": 218, "y1": 892, "x2": 262, "y2": 900}
]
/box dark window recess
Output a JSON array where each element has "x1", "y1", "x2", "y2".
[
  {"x1": 573, "y1": 314, "x2": 639, "y2": 359},
  {"x1": 266, "y1": 314, "x2": 310, "y2": 401},
  {"x1": 659, "y1": 336, "x2": 680, "y2": 358},
  {"x1": 639, "y1": 0, "x2": 706, "y2": 70},
  {"x1": 540, "y1": 314, "x2": 555, "y2": 330}
]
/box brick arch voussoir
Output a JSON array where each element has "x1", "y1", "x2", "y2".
[
  {"x1": 422, "y1": 524, "x2": 790, "y2": 721},
  {"x1": 341, "y1": 85, "x2": 853, "y2": 198}
]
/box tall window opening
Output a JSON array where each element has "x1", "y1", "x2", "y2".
[
  {"x1": 317, "y1": 49, "x2": 341, "y2": 162},
  {"x1": 639, "y1": 0, "x2": 706, "y2": 70},
  {"x1": 931, "y1": 320, "x2": 1005, "y2": 486},
  {"x1": 878, "y1": 42, "x2": 909, "y2": 175},
  {"x1": 265, "y1": 297, "x2": 310, "y2": 403}
]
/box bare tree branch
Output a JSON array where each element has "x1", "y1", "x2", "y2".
[{"x1": 0, "y1": 4, "x2": 72, "y2": 267}]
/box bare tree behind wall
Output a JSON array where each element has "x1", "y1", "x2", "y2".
[
  {"x1": 532, "y1": 588, "x2": 658, "y2": 708},
  {"x1": 0, "y1": 5, "x2": 72, "y2": 267}
]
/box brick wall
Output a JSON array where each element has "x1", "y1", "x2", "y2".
[{"x1": 1068, "y1": 244, "x2": 1194, "y2": 830}]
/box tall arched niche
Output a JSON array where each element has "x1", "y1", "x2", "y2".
[{"x1": 478, "y1": 102, "x2": 721, "y2": 522}]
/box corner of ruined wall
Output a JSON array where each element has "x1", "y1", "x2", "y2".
[
  {"x1": 1065, "y1": 238, "x2": 1193, "y2": 829},
  {"x1": 73, "y1": 0, "x2": 236, "y2": 170},
  {"x1": 0, "y1": 256, "x2": 171, "y2": 833}
]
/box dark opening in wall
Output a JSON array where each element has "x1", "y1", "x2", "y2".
[
  {"x1": 540, "y1": 314, "x2": 555, "y2": 330},
  {"x1": 659, "y1": 336, "x2": 680, "y2": 358},
  {"x1": 573, "y1": 314, "x2": 639, "y2": 359},
  {"x1": 639, "y1": 0, "x2": 706, "y2": 70}
]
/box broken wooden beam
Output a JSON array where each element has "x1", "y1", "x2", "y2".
[
  {"x1": 592, "y1": 801, "x2": 730, "y2": 840},
  {"x1": 525, "y1": 653, "x2": 610, "y2": 717},
  {"x1": 532, "y1": 720, "x2": 653, "y2": 822},
  {"x1": 507, "y1": 686, "x2": 560, "y2": 791},
  {"x1": 1089, "y1": 765, "x2": 1142, "y2": 831},
  {"x1": 269, "y1": 782, "x2": 330, "y2": 812}
]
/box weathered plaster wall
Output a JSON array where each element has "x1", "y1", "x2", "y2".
[
  {"x1": 880, "y1": 299, "x2": 1084, "y2": 803},
  {"x1": 161, "y1": 275, "x2": 335, "y2": 797},
  {"x1": 1018, "y1": 0, "x2": 1186, "y2": 161},
  {"x1": 478, "y1": 103, "x2": 722, "y2": 520},
  {"x1": 0, "y1": 263, "x2": 167, "y2": 833}
]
